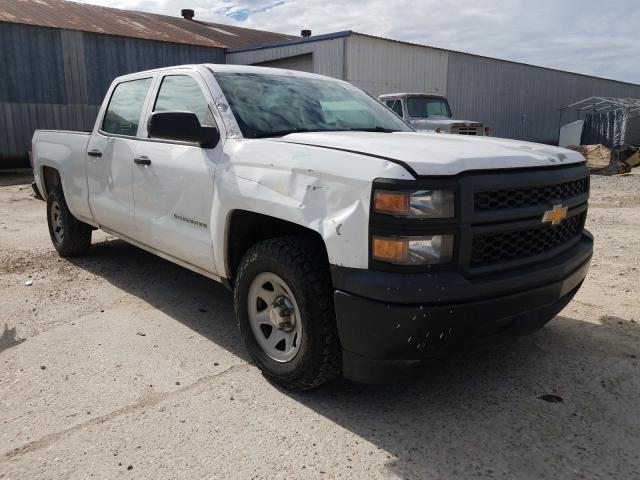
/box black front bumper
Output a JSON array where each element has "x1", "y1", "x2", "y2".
[{"x1": 332, "y1": 232, "x2": 592, "y2": 383}]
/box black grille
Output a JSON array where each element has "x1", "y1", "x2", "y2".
[
  {"x1": 470, "y1": 213, "x2": 585, "y2": 267},
  {"x1": 474, "y1": 177, "x2": 589, "y2": 211}
]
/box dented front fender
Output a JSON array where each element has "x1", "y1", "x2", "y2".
[{"x1": 211, "y1": 138, "x2": 414, "y2": 276}]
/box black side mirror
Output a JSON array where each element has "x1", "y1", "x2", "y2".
[{"x1": 148, "y1": 111, "x2": 220, "y2": 148}]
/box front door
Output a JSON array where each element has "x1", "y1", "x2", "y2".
[
  {"x1": 132, "y1": 73, "x2": 222, "y2": 274},
  {"x1": 87, "y1": 77, "x2": 153, "y2": 237}
]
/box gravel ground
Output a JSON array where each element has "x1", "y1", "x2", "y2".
[{"x1": 1, "y1": 171, "x2": 639, "y2": 479}]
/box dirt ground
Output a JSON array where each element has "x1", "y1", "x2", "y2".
[{"x1": 1, "y1": 171, "x2": 639, "y2": 479}]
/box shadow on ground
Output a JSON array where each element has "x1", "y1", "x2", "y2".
[
  {"x1": 293, "y1": 315, "x2": 640, "y2": 478},
  {"x1": 0, "y1": 170, "x2": 33, "y2": 187},
  {"x1": 69, "y1": 237, "x2": 246, "y2": 361},
  {"x1": 71, "y1": 238, "x2": 640, "y2": 479},
  {"x1": 0, "y1": 324, "x2": 26, "y2": 354}
]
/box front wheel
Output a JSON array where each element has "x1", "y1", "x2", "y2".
[
  {"x1": 234, "y1": 237, "x2": 341, "y2": 390},
  {"x1": 47, "y1": 186, "x2": 92, "y2": 257}
]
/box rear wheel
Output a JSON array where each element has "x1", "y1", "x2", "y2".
[
  {"x1": 234, "y1": 237, "x2": 341, "y2": 390},
  {"x1": 47, "y1": 186, "x2": 92, "y2": 257}
]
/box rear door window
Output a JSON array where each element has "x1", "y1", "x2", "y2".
[{"x1": 101, "y1": 78, "x2": 152, "y2": 136}]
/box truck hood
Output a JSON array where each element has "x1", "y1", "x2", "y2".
[{"x1": 274, "y1": 131, "x2": 584, "y2": 176}]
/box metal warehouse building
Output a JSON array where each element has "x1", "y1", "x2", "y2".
[
  {"x1": 227, "y1": 31, "x2": 640, "y2": 145},
  {"x1": 2, "y1": 0, "x2": 640, "y2": 168},
  {"x1": 0, "y1": 0, "x2": 293, "y2": 167}
]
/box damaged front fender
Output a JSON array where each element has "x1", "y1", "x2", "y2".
[{"x1": 211, "y1": 138, "x2": 413, "y2": 276}]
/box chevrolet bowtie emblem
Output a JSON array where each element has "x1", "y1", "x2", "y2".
[{"x1": 542, "y1": 204, "x2": 568, "y2": 226}]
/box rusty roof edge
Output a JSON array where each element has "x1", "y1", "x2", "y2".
[
  {"x1": 0, "y1": 18, "x2": 227, "y2": 48},
  {"x1": 199, "y1": 20, "x2": 296, "y2": 39},
  {"x1": 0, "y1": 19, "x2": 228, "y2": 48},
  {"x1": 0, "y1": 0, "x2": 293, "y2": 48}
]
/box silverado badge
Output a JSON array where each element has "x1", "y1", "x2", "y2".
[{"x1": 542, "y1": 204, "x2": 568, "y2": 226}]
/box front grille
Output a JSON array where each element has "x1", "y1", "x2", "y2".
[
  {"x1": 474, "y1": 177, "x2": 588, "y2": 211},
  {"x1": 451, "y1": 126, "x2": 482, "y2": 135},
  {"x1": 470, "y1": 212, "x2": 585, "y2": 267}
]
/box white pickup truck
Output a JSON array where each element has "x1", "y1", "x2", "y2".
[{"x1": 32, "y1": 64, "x2": 592, "y2": 390}]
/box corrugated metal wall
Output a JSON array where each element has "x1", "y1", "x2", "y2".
[
  {"x1": 225, "y1": 37, "x2": 346, "y2": 80},
  {"x1": 0, "y1": 23, "x2": 225, "y2": 168},
  {"x1": 345, "y1": 34, "x2": 448, "y2": 98},
  {"x1": 446, "y1": 52, "x2": 640, "y2": 144}
]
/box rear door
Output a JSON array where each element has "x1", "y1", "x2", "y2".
[
  {"x1": 86, "y1": 77, "x2": 153, "y2": 236},
  {"x1": 132, "y1": 71, "x2": 223, "y2": 274}
]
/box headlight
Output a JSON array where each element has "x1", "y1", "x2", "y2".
[
  {"x1": 372, "y1": 235, "x2": 454, "y2": 265},
  {"x1": 373, "y1": 189, "x2": 454, "y2": 218}
]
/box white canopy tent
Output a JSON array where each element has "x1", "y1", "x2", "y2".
[{"x1": 558, "y1": 97, "x2": 640, "y2": 147}]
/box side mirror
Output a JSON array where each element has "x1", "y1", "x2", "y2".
[{"x1": 148, "y1": 111, "x2": 220, "y2": 148}]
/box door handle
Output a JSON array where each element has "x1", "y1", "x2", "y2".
[
  {"x1": 133, "y1": 156, "x2": 151, "y2": 166},
  {"x1": 87, "y1": 149, "x2": 102, "y2": 158}
]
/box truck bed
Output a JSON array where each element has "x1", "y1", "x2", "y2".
[{"x1": 32, "y1": 129, "x2": 93, "y2": 222}]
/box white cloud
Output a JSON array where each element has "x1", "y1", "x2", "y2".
[{"x1": 76, "y1": 0, "x2": 640, "y2": 84}]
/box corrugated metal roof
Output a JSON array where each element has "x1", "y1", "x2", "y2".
[
  {"x1": 0, "y1": 0, "x2": 296, "y2": 49},
  {"x1": 226, "y1": 31, "x2": 352, "y2": 53}
]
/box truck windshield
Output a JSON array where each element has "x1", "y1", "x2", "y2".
[
  {"x1": 214, "y1": 72, "x2": 412, "y2": 138},
  {"x1": 406, "y1": 97, "x2": 452, "y2": 118}
]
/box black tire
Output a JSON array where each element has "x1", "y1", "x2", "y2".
[
  {"x1": 47, "y1": 185, "x2": 92, "y2": 257},
  {"x1": 234, "y1": 237, "x2": 342, "y2": 390}
]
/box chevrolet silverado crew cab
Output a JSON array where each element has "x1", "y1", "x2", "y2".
[
  {"x1": 32, "y1": 64, "x2": 592, "y2": 390},
  {"x1": 379, "y1": 92, "x2": 488, "y2": 135}
]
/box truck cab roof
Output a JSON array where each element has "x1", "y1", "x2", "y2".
[{"x1": 110, "y1": 63, "x2": 342, "y2": 84}]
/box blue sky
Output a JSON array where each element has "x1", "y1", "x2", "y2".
[
  {"x1": 79, "y1": 0, "x2": 639, "y2": 84},
  {"x1": 216, "y1": 0, "x2": 285, "y2": 21}
]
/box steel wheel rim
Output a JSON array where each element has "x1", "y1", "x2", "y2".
[
  {"x1": 50, "y1": 200, "x2": 64, "y2": 244},
  {"x1": 247, "y1": 272, "x2": 302, "y2": 363}
]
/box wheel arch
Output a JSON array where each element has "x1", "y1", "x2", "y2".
[
  {"x1": 41, "y1": 166, "x2": 62, "y2": 198},
  {"x1": 224, "y1": 209, "x2": 329, "y2": 283}
]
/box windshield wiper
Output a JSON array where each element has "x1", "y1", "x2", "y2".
[
  {"x1": 249, "y1": 128, "x2": 318, "y2": 138},
  {"x1": 344, "y1": 126, "x2": 400, "y2": 133}
]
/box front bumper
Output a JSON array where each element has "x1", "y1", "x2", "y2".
[{"x1": 332, "y1": 232, "x2": 592, "y2": 383}]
